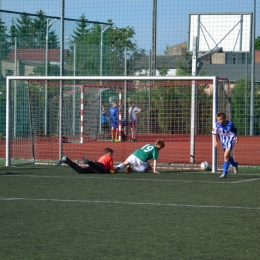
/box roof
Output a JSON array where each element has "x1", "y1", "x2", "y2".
[
  {"x1": 8, "y1": 49, "x2": 69, "y2": 62},
  {"x1": 134, "y1": 55, "x2": 187, "y2": 70},
  {"x1": 135, "y1": 55, "x2": 260, "y2": 82},
  {"x1": 203, "y1": 63, "x2": 260, "y2": 82},
  {"x1": 255, "y1": 50, "x2": 260, "y2": 63}
]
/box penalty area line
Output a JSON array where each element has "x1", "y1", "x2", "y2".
[
  {"x1": 1, "y1": 174, "x2": 260, "y2": 184},
  {"x1": 0, "y1": 174, "x2": 238, "y2": 184},
  {"x1": 0, "y1": 197, "x2": 260, "y2": 210}
]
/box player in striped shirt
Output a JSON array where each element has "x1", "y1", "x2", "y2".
[{"x1": 212, "y1": 112, "x2": 238, "y2": 179}]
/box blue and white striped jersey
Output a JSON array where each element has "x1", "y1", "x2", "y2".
[{"x1": 212, "y1": 121, "x2": 237, "y2": 149}]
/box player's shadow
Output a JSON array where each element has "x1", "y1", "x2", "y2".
[{"x1": 0, "y1": 172, "x2": 17, "y2": 176}]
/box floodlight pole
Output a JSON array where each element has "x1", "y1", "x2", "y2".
[
  {"x1": 13, "y1": 37, "x2": 17, "y2": 138},
  {"x1": 212, "y1": 76, "x2": 218, "y2": 173},
  {"x1": 45, "y1": 18, "x2": 57, "y2": 136},
  {"x1": 99, "y1": 88, "x2": 109, "y2": 133},
  {"x1": 124, "y1": 47, "x2": 127, "y2": 119},
  {"x1": 190, "y1": 36, "x2": 198, "y2": 163},
  {"x1": 190, "y1": 38, "x2": 223, "y2": 164},
  {"x1": 100, "y1": 24, "x2": 111, "y2": 80},
  {"x1": 250, "y1": 0, "x2": 256, "y2": 136},
  {"x1": 65, "y1": 37, "x2": 77, "y2": 136},
  {"x1": 59, "y1": 0, "x2": 65, "y2": 161},
  {"x1": 151, "y1": 0, "x2": 157, "y2": 76},
  {"x1": 73, "y1": 42, "x2": 76, "y2": 136}
]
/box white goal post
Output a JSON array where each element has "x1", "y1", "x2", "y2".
[{"x1": 6, "y1": 75, "x2": 220, "y2": 172}]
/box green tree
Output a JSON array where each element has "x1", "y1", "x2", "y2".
[
  {"x1": 32, "y1": 10, "x2": 59, "y2": 49},
  {"x1": 0, "y1": 84, "x2": 7, "y2": 136},
  {"x1": 230, "y1": 78, "x2": 249, "y2": 135},
  {"x1": 230, "y1": 78, "x2": 260, "y2": 135},
  {"x1": 31, "y1": 10, "x2": 46, "y2": 48},
  {"x1": 158, "y1": 64, "x2": 169, "y2": 76},
  {"x1": 31, "y1": 63, "x2": 60, "y2": 76},
  {"x1": 176, "y1": 51, "x2": 192, "y2": 76},
  {"x1": 9, "y1": 18, "x2": 17, "y2": 46},
  {"x1": 0, "y1": 18, "x2": 10, "y2": 56},
  {"x1": 255, "y1": 36, "x2": 260, "y2": 50},
  {"x1": 14, "y1": 12, "x2": 34, "y2": 48},
  {"x1": 66, "y1": 14, "x2": 96, "y2": 76},
  {"x1": 72, "y1": 14, "x2": 90, "y2": 40},
  {"x1": 105, "y1": 20, "x2": 145, "y2": 76},
  {"x1": 0, "y1": 18, "x2": 10, "y2": 82},
  {"x1": 67, "y1": 17, "x2": 145, "y2": 76},
  {"x1": 147, "y1": 82, "x2": 192, "y2": 134},
  {"x1": 9, "y1": 11, "x2": 59, "y2": 49}
]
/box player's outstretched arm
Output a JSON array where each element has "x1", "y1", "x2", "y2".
[
  {"x1": 153, "y1": 159, "x2": 160, "y2": 174},
  {"x1": 213, "y1": 134, "x2": 219, "y2": 147}
]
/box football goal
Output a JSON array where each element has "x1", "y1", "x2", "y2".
[{"x1": 5, "y1": 76, "x2": 230, "y2": 172}]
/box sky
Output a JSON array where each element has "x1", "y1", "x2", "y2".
[{"x1": 1, "y1": 0, "x2": 259, "y2": 54}]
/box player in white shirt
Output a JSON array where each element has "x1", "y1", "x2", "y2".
[
  {"x1": 128, "y1": 101, "x2": 142, "y2": 141},
  {"x1": 112, "y1": 139, "x2": 165, "y2": 174},
  {"x1": 212, "y1": 112, "x2": 238, "y2": 179}
]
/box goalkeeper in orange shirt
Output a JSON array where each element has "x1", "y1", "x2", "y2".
[{"x1": 60, "y1": 147, "x2": 116, "y2": 174}]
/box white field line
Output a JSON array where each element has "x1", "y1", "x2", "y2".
[
  {"x1": 228, "y1": 178, "x2": 260, "y2": 183},
  {"x1": 0, "y1": 196, "x2": 259, "y2": 210},
  {"x1": 1, "y1": 174, "x2": 260, "y2": 184}
]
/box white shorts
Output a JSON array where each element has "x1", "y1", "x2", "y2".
[{"x1": 126, "y1": 154, "x2": 149, "y2": 172}]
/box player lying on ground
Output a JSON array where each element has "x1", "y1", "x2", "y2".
[
  {"x1": 111, "y1": 139, "x2": 165, "y2": 174},
  {"x1": 60, "y1": 147, "x2": 117, "y2": 174},
  {"x1": 212, "y1": 112, "x2": 238, "y2": 179}
]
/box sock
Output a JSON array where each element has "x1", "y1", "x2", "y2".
[
  {"x1": 111, "y1": 129, "x2": 114, "y2": 139},
  {"x1": 117, "y1": 163, "x2": 125, "y2": 170},
  {"x1": 229, "y1": 157, "x2": 238, "y2": 167},
  {"x1": 223, "y1": 161, "x2": 229, "y2": 174}
]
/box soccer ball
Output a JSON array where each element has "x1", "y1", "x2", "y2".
[{"x1": 200, "y1": 161, "x2": 210, "y2": 170}]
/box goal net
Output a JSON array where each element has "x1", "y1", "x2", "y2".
[{"x1": 6, "y1": 76, "x2": 229, "y2": 172}]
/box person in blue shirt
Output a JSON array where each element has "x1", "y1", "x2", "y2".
[
  {"x1": 101, "y1": 104, "x2": 109, "y2": 139},
  {"x1": 212, "y1": 112, "x2": 238, "y2": 179},
  {"x1": 110, "y1": 102, "x2": 119, "y2": 141}
]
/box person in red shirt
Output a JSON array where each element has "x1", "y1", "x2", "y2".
[{"x1": 60, "y1": 148, "x2": 115, "y2": 174}]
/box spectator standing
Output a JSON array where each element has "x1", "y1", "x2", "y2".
[
  {"x1": 128, "y1": 101, "x2": 142, "y2": 141},
  {"x1": 101, "y1": 104, "x2": 109, "y2": 139},
  {"x1": 110, "y1": 101, "x2": 119, "y2": 141}
]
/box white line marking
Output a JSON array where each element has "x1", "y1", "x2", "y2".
[
  {"x1": 0, "y1": 196, "x2": 259, "y2": 210},
  {"x1": 1, "y1": 174, "x2": 260, "y2": 184},
  {"x1": 229, "y1": 178, "x2": 260, "y2": 183}
]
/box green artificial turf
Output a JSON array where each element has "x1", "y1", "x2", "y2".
[{"x1": 0, "y1": 165, "x2": 260, "y2": 259}]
